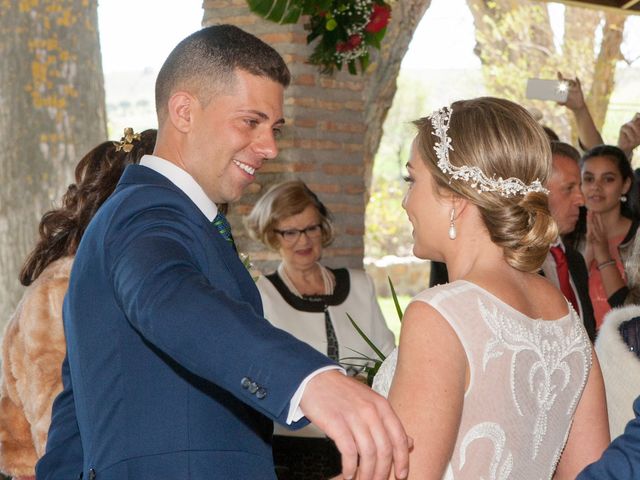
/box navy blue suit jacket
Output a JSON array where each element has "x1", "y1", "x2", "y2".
[
  {"x1": 578, "y1": 395, "x2": 640, "y2": 479},
  {"x1": 36, "y1": 165, "x2": 334, "y2": 479}
]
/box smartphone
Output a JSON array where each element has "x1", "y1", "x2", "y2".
[{"x1": 526, "y1": 78, "x2": 569, "y2": 102}]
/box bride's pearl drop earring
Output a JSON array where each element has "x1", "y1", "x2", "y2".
[{"x1": 448, "y1": 208, "x2": 457, "y2": 240}]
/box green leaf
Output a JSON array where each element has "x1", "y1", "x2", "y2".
[
  {"x1": 246, "y1": 0, "x2": 303, "y2": 24},
  {"x1": 342, "y1": 347, "x2": 380, "y2": 363},
  {"x1": 388, "y1": 276, "x2": 403, "y2": 322},
  {"x1": 359, "y1": 52, "x2": 370, "y2": 72},
  {"x1": 347, "y1": 313, "x2": 387, "y2": 361}
]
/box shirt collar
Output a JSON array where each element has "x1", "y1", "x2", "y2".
[
  {"x1": 139, "y1": 154, "x2": 218, "y2": 221},
  {"x1": 551, "y1": 237, "x2": 564, "y2": 251}
]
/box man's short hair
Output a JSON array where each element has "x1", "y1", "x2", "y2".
[
  {"x1": 155, "y1": 24, "x2": 290, "y2": 123},
  {"x1": 550, "y1": 141, "x2": 581, "y2": 163},
  {"x1": 542, "y1": 126, "x2": 560, "y2": 142}
]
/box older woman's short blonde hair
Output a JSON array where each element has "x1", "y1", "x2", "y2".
[
  {"x1": 414, "y1": 97, "x2": 557, "y2": 273},
  {"x1": 245, "y1": 180, "x2": 335, "y2": 250}
]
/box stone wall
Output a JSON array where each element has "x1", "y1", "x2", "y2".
[{"x1": 364, "y1": 256, "x2": 432, "y2": 298}]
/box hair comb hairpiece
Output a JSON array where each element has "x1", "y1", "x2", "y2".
[
  {"x1": 114, "y1": 127, "x2": 141, "y2": 153},
  {"x1": 430, "y1": 106, "x2": 549, "y2": 197}
]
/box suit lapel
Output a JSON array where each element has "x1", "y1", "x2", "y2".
[
  {"x1": 208, "y1": 222, "x2": 262, "y2": 313},
  {"x1": 118, "y1": 165, "x2": 263, "y2": 313}
]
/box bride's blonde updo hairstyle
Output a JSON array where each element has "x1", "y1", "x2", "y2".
[{"x1": 413, "y1": 97, "x2": 557, "y2": 272}]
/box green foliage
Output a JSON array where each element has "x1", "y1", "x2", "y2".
[
  {"x1": 365, "y1": 176, "x2": 413, "y2": 259},
  {"x1": 247, "y1": 0, "x2": 391, "y2": 74},
  {"x1": 246, "y1": 0, "x2": 314, "y2": 24},
  {"x1": 377, "y1": 294, "x2": 410, "y2": 341},
  {"x1": 388, "y1": 276, "x2": 403, "y2": 322},
  {"x1": 365, "y1": 71, "x2": 438, "y2": 258},
  {"x1": 343, "y1": 277, "x2": 405, "y2": 386}
]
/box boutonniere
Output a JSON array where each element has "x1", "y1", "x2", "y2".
[{"x1": 239, "y1": 252, "x2": 259, "y2": 282}]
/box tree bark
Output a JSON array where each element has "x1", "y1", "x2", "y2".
[
  {"x1": 0, "y1": 0, "x2": 107, "y2": 330},
  {"x1": 466, "y1": 0, "x2": 626, "y2": 143},
  {"x1": 362, "y1": 0, "x2": 433, "y2": 195},
  {"x1": 587, "y1": 12, "x2": 626, "y2": 131}
]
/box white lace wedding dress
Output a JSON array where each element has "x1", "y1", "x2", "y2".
[{"x1": 372, "y1": 280, "x2": 592, "y2": 480}]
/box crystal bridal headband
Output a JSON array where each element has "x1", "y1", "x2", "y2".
[{"x1": 430, "y1": 106, "x2": 549, "y2": 197}]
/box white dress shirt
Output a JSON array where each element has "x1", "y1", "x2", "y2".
[{"x1": 139, "y1": 155, "x2": 340, "y2": 424}]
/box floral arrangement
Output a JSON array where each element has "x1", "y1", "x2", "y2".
[{"x1": 246, "y1": 0, "x2": 392, "y2": 75}]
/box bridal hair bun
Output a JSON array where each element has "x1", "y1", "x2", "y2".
[
  {"x1": 413, "y1": 96, "x2": 556, "y2": 272},
  {"x1": 487, "y1": 191, "x2": 558, "y2": 272}
]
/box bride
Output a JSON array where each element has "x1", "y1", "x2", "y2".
[{"x1": 372, "y1": 97, "x2": 610, "y2": 479}]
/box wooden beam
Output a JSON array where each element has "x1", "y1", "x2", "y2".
[
  {"x1": 536, "y1": 0, "x2": 640, "y2": 15},
  {"x1": 621, "y1": 0, "x2": 640, "y2": 10}
]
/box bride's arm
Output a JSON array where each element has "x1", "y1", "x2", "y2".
[
  {"x1": 385, "y1": 301, "x2": 467, "y2": 479},
  {"x1": 553, "y1": 348, "x2": 610, "y2": 479}
]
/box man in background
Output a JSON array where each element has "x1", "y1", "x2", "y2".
[{"x1": 542, "y1": 140, "x2": 596, "y2": 341}]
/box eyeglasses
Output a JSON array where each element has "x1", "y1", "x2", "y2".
[{"x1": 273, "y1": 224, "x2": 323, "y2": 244}]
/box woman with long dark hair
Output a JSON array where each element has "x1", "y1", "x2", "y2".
[
  {"x1": 567, "y1": 145, "x2": 639, "y2": 329},
  {"x1": 0, "y1": 129, "x2": 156, "y2": 480}
]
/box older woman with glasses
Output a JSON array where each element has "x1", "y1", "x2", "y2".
[{"x1": 245, "y1": 179, "x2": 395, "y2": 480}]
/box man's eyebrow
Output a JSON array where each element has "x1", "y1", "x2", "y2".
[{"x1": 244, "y1": 110, "x2": 285, "y2": 125}]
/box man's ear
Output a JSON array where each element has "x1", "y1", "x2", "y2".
[{"x1": 167, "y1": 92, "x2": 194, "y2": 133}]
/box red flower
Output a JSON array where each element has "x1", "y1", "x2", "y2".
[
  {"x1": 365, "y1": 3, "x2": 391, "y2": 33},
  {"x1": 348, "y1": 34, "x2": 362, "y2": 48},
  {"x1": 336, "y1": 34, "x2": 363, "y2": 52}
]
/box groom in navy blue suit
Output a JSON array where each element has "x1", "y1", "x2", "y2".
[
  {"x1": 578, "y1": 395, "x2": 640, "y2": 479},
  {"x1": 36, "y1": 25, "x2": 409, "y2": 480}
]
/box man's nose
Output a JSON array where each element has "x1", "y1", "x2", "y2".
[{"x1": 253, "y1": 131, "x2": 278, "y2": 160}]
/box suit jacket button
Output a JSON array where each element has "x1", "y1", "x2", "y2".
[
  {"x1": 241, "y1": 377, "x2": 252, "y2": 389},
  {"x1": 256, "y1": 387, "x2": 267, "y2": 399},
  {"x1": 89, "y1": 469, "x2": 96, "y2": 480},
  {"x1": 248, "y1": 381, "x2": 259, "y2": 394}
]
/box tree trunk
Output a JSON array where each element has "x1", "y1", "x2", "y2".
[
  {"x1": 0, "y1": 0, "x2": 107, "y2": 330},
  {"x1": 466, "y1": 0, "x2": 626, "y2": 143},
  {"x1": 587, "y1": 12, "x2": 626, "y2": 131},
  {"x1": 362, "y1": 0, "x2": 433, "y2": 195},
  {"x1": 467, "y1": 0, "x2": 555, "y2": 100}
]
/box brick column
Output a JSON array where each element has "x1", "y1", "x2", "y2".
[
  {"x1": 203, "y1": 1, "x2": 369, "y2": 273},
  {"x1": 203, "y1": 0, "x2": 433, "y2": 275}
]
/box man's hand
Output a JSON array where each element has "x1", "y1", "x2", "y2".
[
  {"x1": 618, "y1": 113, "x2": 640, "y2": 158},
  {"x1": 556, "y1": 72, "x2": 603, "y2": 149},
  {"x1": 299, "y1": 370, "x2": 410, "y2": 480}
]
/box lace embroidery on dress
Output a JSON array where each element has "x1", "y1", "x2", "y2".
[
  {"x1": 459, "y1": 422, "x2": 513, "y2": 480},
  {"x1": 372, "y1": 281, "x2": 591, "y2": 480},
  {"x1": 372, "y1": 347, "x2": 396, "y2": 398},
  {"x1": 478, "y1": 298, "x2": 591, "y2": 459}
]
